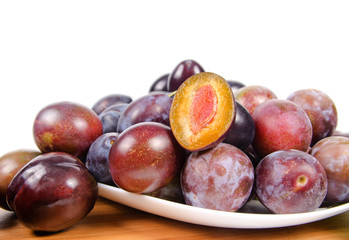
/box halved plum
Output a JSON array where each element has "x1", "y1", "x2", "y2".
[{"x1": 169, "y1": 72, "x2": 235, "y2": 152}]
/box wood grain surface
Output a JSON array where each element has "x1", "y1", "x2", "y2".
[{"x1": 1, "y1": 197, "x2": 348, "y2": 240}]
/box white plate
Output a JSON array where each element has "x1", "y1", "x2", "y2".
[{"x1": 98, "y1": 183, "x2": 349, "y2": 229}]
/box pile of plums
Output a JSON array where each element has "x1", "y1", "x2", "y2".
[{"x1": 1, "y1": 59, "x2": 348, "y2": 234}]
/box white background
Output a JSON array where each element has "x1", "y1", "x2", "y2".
[{"x1": 0, "y1": 1, "x2": 348, "y2": 156}]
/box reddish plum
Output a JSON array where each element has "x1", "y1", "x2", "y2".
[
  {"x1": 109, "y1": 122, "x2": 186, "y2": 193},
  {"x1": 181, "y1": 143, "x2": 254, "y2": 211},
  {"x1": 287, "y1": 89, "x2": 338, "y2": 145},
  {"x1": 33, "y1": 101, "x2": 103, "y2": 160},
  {"x1": 311, "y1": 136, "x2": 349, "y2": 203},
  {"x1": 235, "y1": 85, "x2": 277, "y2": 115},
  {"x1": 0, "y1": 150, "x2": 41, "y2": 210},
  {"x1": 6, "y1": 152, "x2": 98, "y2": 232},
  {"x1": 252, "y1": 99, "x2": 312, "y2": 158},
  {"x1": 255, "y1": 149, "x2": 327, "y2": 214}
]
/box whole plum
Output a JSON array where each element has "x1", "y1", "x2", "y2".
[
  {"x1": 223, "y1": 101, "x2": 255, "y2": 151},
  {"x1": 6, "y1": 152, "x2": 98, "y2": 232},
  {"x1": 92, "y1": 93, "x2": 132, "y2": 115},
  {"x1": 98, "y1": 104, "x2": 128, "y2": 134},
  {"x1": 33, "y1": 101, "x2": 103, "y2": 160},
  {"x1": 0, "y1": 150, "x2": 41, "y2": 210},
  {"x1": 255, "y1": 149, "x2": 327, "y2": 214},
  {"x1": 181, "y1": 143, "x2": 254, "y2": 211},
  {"x1": 167, "y1": 59, "x2": 205, "y2": 92},
  {"x1": 311, "y1": 136, "x2": 349, "y2": 203},
  {"x1": 85, "y1": 132, "x2": 119, "y2": 185},
  {"x1": 149, "y1": 73, "x2": 169, "y2": 92},
  {"x1": 252, "y1": 99, "x2": 313, "y2": 158},
  {"x1": 109, "y1": 122, "x2": 186, "y2": 193},
  {"x1": 227, "y1": 80, "x2": 245, "y2": 93},
  {"x1": 235, "y1": 85, "x2": 277, "y2": 115},
  {"x1": 287, "y1": 89, "x2": 338, "y2": 145},
  {"x1": 117, "y1": 93, "x2": 172, "y2": 133}
]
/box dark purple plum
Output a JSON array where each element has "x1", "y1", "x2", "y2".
[
  {"x1": 85, "y1": 132, "x2": 119, "y2": 185},
  {"x1": 117, "y1": 93, "x2": 172, "y2": 133},
  {"x1": 0, "y1": 150, "x2": 41, "y2": 210},
  {"x1": 98, "y1": 103, "x2": 129, "y2": 133},
  {"x1": 252, "y1": 99, "x2": 313, "y2": 158},
  {"x1": 33, "y1": 101, "x2": 103, "y2": 160},
  {"x1": 255, "y1": 149, "x2": 327, "y2": 214},
  {"x1": 167, "y1": 59, "x2": 205, "y2": 92},
  {"x1": 6, "y1": 152, "x2": 98, "y2": 232},
  {"x1": 311, "y1": 136, "x2": 349, "y2": 203},
  {"x1": 92, "y1": 94, "x2": 132, "y2": 115},
  {"x1": 227, "y1": 80, "x2": 245, "y2": 92},
  {"x1": 287, "y1": 89, "x2": 338, "y2": 145},
  {"x1": 181, "y1": 143, "x2": 254, "y2": 211},
  {"x1": 149, "y1": 73, "x2": 169, "y2": 92},
  {"x1": 224, "y1": 101, "x2": 255, "y2": 150},
  {"x1": 109, "y1": 122, "x2": 186, "y2": 193},
  {"x1": 103, "y1": 103, "x2": 128, "y2": 113}
]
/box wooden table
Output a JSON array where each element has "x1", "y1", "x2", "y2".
[{"x1": 1, "y1": 197, "x2": 348, "y2": 240}]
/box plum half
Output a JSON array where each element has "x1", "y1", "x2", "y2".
[{"x1": 170, "y1": 72, "x2": 236, "y2": 152}]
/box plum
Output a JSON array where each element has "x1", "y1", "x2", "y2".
[
  {"x1": 92, "y1": 93, "x2": 132, "y2": 115},
  {"x1": 109, "y1": 122, "x2": 186, "y2": 193},
  {"x1": 98, "y1": 103, "x2": 128, "y2": 134},
  {"x1": 252, "y1": 99, "x2": 313, "y2": 158},
  {"x1": 223, "y1": 101, "x2": 255, "y2": 151},
  {"x1": 287, "y1": 89, "x2": 338, "y2": 145},
  {"x1": 181, "y1": 143, "x2": 254, "y2": 211},
  {"x1": 170, "y1": 72, "x2": 236, "y2": 152},
  {"x1": 33, "y1": 101, "x2": 103, "y2": 160},
  {"x1": 167, "y1": 59, "x2": 205, "y2": 92},
  {"x1": 235, "y1": 85, "x2": 277, "y2": 115},
  {"x1": 85, "y1": 132, "x2": 119, "y2": 185},
  {"x1": 117, "y1": 93, "x2": 173, "y2": 133},
  {"x1": 255, "y1": 149, "x2": 327, "y2": 214},
  {"x1": 0, "y1": 150, "x2": 41, "y2": 210},
  {"x1": 227, "y1": 80, "x2": 245, "y2": 93},
  {"x1": 147, "y1": 173, "x2": 184, "y2": 203},
  {"x1": 311, "y1": 136, "x2": 349, "y2": 203},
  {"x1": 6, "y1": 152, "x2": 98, "y2": 232},
  {"x1": 149, "y1": 73, "x2": 169, "y2": 92}
]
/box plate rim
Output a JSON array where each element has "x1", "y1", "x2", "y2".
[{"x1": 97, "y1": 183, "x2": 349, "y2": 229}]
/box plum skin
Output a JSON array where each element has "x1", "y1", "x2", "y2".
[
  {"x1": 181, "y1": 143, "x2": 254, "y2": 211},
  {"x1": 6, "y1": 152, "x2": 98, "y2": 232},
  {"x1": 117, "y1": 93, "x2": 173, "y2": 133},
  {"x1": 0, "y1": 150, "x2": 41, "y2": 210},
  {"x1": 33, "y1": 101, "x2": 103, "y2": 160},
  {"x1": 109, "y1": 122, "x2": 186, "y2": 193},
  {"x1": 311, "y1": 136, "x2": 349, "y2": 203},
  {"x1": 85, "y1": 132, "x2": 119, "y2": 185},
  {"x1": 255, "y1": 149, "x2": 327, "y2": 214},
  {"x1": 287, "y1": 89, "x2": 338, "y2": 145},
  {"x1": 252, "y1": 99, "x2": 313, "y2": 158}
]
